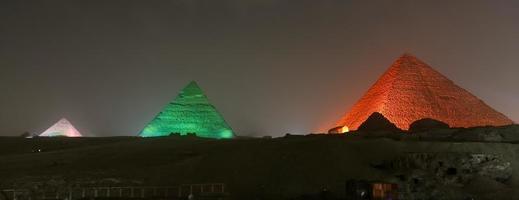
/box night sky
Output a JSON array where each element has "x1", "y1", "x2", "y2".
[{"x1": 1, "y1": 0, "x2": 518, "y2": 137}]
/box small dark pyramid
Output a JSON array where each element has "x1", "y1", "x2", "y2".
[
  {"x1": 357, "y1": 112, "x2": 402, "y2": 132},
  {"x1": 409, "y1": 118, "x2": 450, "y2": 132}
]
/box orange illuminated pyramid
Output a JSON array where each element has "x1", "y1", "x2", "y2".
[{"x1": 331, "y1": 54, "x2": 514, "y2": 132}]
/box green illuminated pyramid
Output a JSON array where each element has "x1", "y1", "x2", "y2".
[{"x1": 140, "y1": 81, "x2": 234, "y2": 139}]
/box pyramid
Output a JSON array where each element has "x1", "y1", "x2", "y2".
[
  {"x1": 140, "y1": 81, "x2": 234, "y2": 139},
  {"x1": 39, "y1": 118, "x2": 82, "y2": 137},
  {"x1": 331, "y1": 54, "x2": 514, "y2": 132}
]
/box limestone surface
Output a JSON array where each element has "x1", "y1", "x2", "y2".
[
  {"x1": 139, "y1": 81, "x2": 234, "y2": 139},
  {"x1": 334, "y1": 54, "x2": 514, "y2": 131},
  {"x1": 39, "y1": 118, "x2": 82, "y2": 137}
]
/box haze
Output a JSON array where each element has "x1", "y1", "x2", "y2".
[{"x1": 1, "y1": 0, "x2": 518, "y2": 137}]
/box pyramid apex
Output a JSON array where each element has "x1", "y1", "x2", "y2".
[
  {"x1": 59, "y1": 118, "x2": 70, "y2": 122},
  {"x1": 181, "y1": 80, "x2": 205, "y2": 93},
  {"x1": 390, "y1": 53, "x2": 429, "y2": 69},
  {"x1": 398, "y1": 53, "x2": 419, "y2": 60},
  {"x1": 184, "y1": 81, "x2": 202, "y2": 89}
]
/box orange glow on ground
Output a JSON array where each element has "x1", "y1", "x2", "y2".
[
  {"x1": 326, "y1": 125, "x2": 350, "y2": 134},
  {"x1": 340, "y1": 126, "x2": 349, "y2": 133}
]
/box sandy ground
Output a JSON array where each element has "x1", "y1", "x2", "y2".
[{"x1": 0, "y1": 135, "x2": 517, "y2": 199}]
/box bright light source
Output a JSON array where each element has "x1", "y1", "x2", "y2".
[{"x1": 340, "y1": 126, "x2": 349, "y2": 133}]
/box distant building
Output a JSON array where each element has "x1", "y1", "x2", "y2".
[
  {"x1": 331, "y1": 54, "x2": 514, "y2": 132},
  {"x1": 140, "y1": 81, "x2": 234, "y2": 139},
  {"x1": 39, "y1": 118, "x2": 82, "y2": 137},
  {"x1": 346, "y1": 180, "x2": 398, "y2": 200}
]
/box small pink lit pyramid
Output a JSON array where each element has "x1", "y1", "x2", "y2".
[{"x1": 39, "y1": 118, "x2": 82, "y2": 137}]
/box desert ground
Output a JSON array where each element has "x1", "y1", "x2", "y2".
[{"x1": 1, "y1": 126, "x2": 518, "y2": 200}]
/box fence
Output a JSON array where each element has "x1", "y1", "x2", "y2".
[{"x1": 0, "y1": 183, "x2": 226, "y2": 200}]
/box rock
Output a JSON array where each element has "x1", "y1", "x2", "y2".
[
  {"x1": 409, "y1": 118, "x2": 450, "y2": 132},
  {"x1": 467, "y1": 154, "x2": 512, "y2": 182},
  {"x1": 464, "y1": 176, "x2": 515, "y2": 199},
  {"x1": 376, "y1": 152, "x2": 512, "y2": 199},
  {"x1": 357, "y1": 112, "x2": 402, "y2": 133},
  {"x1": 497, "y1": 125, "x2": 519, "y2": 142},
  {"x1": 20, "y1": 131, "x2": 34, "y2": 138},
  {"x1": 452, "y1": 126, "x2": 506, "y2": 142}
]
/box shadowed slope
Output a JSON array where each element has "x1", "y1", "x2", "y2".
[{"x1": 357, "y1": 112, "x2": 402, "y2": 132}]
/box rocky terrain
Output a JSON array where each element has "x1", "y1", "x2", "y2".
[{"x1": 0, "y1": 125, "x2": 518, "y2": 200}]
